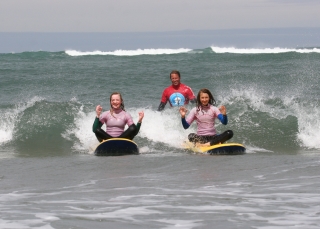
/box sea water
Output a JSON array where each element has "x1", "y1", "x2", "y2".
[{"x1": 0, "y1": 42, "x2": 320, "y2": 228}]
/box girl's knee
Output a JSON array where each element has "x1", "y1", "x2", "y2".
[
  {"x1": 188, "y1": 133, "x2": 197, "y2": 142},
  {"x1": 128, "y1": 124, "x2": 137, "y2": 132},
  {"x1": 226, "y1": 130, "x2": 233, "y2": 138}
]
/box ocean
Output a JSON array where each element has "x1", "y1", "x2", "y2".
[{"x1": 1, "y1": 41, "x2": 320, "y2": 228}]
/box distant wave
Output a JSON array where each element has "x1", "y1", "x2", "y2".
[
  {"x1": 210, "y1": 46, "x2": 320, "y2": 54},
  {"x1": 65, "y1": 48, "x2": 192, "y2": 56}
]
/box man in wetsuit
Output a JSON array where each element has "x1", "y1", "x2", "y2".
[{"x1": 157, "y1": 70, "x2": 196, "y2": 111}]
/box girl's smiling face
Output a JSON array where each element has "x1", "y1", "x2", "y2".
[
  {"x1": 110, "y1": 94, "x2": 122, "y2": 109},
  {"x1": 200, "y1": 92, "x2": 209, "y2": 106}
]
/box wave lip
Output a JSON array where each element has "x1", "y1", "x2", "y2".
[
  {"x1": 210, "y1": 46, "x2": 320, "y2": 54},
  {"x1": 65, "y1": 48, "x2": 192, "y2": 56},
  {"x1": 0, "y1": 97, "x2": 45, "y2": 146}
]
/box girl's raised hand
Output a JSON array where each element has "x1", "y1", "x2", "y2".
[
  {"x1": 179, "y1": 106, "x2": 188, "y2": 118},
  {"x1": 96, "y1": 105, "x2": 103, "y2": 117},
  {"x1": 219, "y1": 105, "x2": 226, "y2": 115},
  {"x1": 138, "y1": 111, "x2": 144, "y2": 123}
]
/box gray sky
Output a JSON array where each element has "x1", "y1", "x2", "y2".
[{"x1": 1, "y1": 0, "x2": 320, "y2": 32}]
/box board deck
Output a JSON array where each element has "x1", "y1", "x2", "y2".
[
  {"x1": 184, "y1": 141, "x2": 246, "y2": 155},
  {"x1": 94, "y1": 138, "x2": 139, "y2": 156}
]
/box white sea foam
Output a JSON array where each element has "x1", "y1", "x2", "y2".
[
  {"x1": 68, "y1": 105, "x2": 194, "y2": 153},
  {"x1": 138, "y1": 146, "x2": 150, "y2": 154},
  {"x1": 65, "y1": 48, "x2": 192, "y2": 56},
  {"x1": 225, "y1": 87, "x2": 320, "y2": 149},
  {"x1": 69, "y1": 206, "x2": 161, "y2": 221},
  {"x1": 129, "y1": 107, "x2": 194, "y2": 148},
  {"x1": 62, "y1": 105, "x2": 98, "y2": 154},
  {"x1": 245, "y1": 145, "x2": 273, "y2": 154},
  {"x1": 0, "y1": 115, "x2": 15, "y2": 145},
  {"x1": 0, "y1": 96, "x2": 44, "y2": 145},
  {"x1": 156, "y1": 219, "x2": 203, "y2": 229},
  {"x1": 0, "y1": 218, "x2": 56, "y2": 229},
  {"x1": 68, "y1": 87, "x2": 320, "y2": 152},
  {"x1": 279, "y1": 95, "x2": 320, "y2": 149},
  {"x1": 0, "y1": 130, "x2": 11, "y2": 145},
  {"x1": 295, "y1": 104, "x2": 320, "y2": 149},
  {"x1": 210, "y1": 46, "x2": 320, "y2": 54}
]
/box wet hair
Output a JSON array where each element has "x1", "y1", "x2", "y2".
[
  {"x1": 109, "y1": 92, "x2": 125, "y2": 117},
  {"x1": 170, "y1": 70, "x2": 181, "y2": 79},
  {"x1": 196, "y1": 88, "x2": 216, "y2": 113}
]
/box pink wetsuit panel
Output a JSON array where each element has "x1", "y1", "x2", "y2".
[
  {"x1": 186, "y1": 105, "x2": 221, "y2": 136},
  {"x1": 99, "y1": 109, "x2": 134, "y2": 137}
]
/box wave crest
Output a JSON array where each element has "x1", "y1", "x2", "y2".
[
  {"x1": 65, "y1": 48, "x2": 192, "y2": 56},
  {"x1": 210, "y1": 46, "x2": 320, "y2": 54}
]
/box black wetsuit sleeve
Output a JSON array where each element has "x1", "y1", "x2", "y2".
[
  {"x1": 181, "y1": 117, "x2": 190, "y2": 129},
  {"x1": 92, "y1": 117, "x2": 103, "y2": 132},
  {"x1": 157, "y1": 102, "x2": 166, "y2": 111},
  {"x1": 136, "y1": 122, "x2": 141, "y2": 134}
]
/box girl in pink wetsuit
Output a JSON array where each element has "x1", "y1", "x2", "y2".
[
  {"x1": 92, "y1": 92, "x2": 144, "y2": 142},
  {"x1": 179, "y1": 88, "x2": 233, "y2": 146}
]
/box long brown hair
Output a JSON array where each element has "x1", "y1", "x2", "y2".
[
  {"x1": 196, "y1": 88, "x2": 216, "y2": 113},
  {"x1": 109, "y1": 92, "x2": 125, "y2": 117}
]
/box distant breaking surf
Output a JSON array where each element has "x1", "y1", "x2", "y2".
[
  {"x1": 210, "y1": 46, "x2": 320, "y2": 54},
  {"x1": 65, "y1": 47, "x2": 320, "y2": 56},
  {"x1": 65, "y1": 48, "x2": 192, "y2": 56}
]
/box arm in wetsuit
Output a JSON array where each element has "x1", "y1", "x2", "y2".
[
  {"x1": 218, "y1": 114, "x2": 228, "y2": 125},
  {"x1": 92, "y1": 117, "x2": 103, "y2": 132},
  {"x1": 157, "y1": 102, "x2": 167, "y2": 111},
  {"x1": 181, "y1": 117, "x2": 190, "y2": 129},
  {"x1": 135, "y1": 122, "x2": 141, "y2": 134}
]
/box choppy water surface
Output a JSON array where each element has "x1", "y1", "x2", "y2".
[{"x1": 0, "y1": 46, "x2": 320, "y2": 228}]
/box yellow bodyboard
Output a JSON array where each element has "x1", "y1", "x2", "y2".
[{"x1": 183, "y1": 141, "x2": 246, "y2": 155}]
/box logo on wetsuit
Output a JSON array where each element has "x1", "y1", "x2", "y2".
[{"x1": 169, "y1": 93, "x2": 185, "y2": 106}]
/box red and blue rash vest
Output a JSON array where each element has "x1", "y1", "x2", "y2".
[
  {"x1": 99, "y1": 108, "x2": 134, "y2": 137},
  {"x1": 186, "y1": 105, "x2": 221, "y2": 136},
  {"x1": 160, "y1": 83, "x2": 196, "y2": 107}
]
